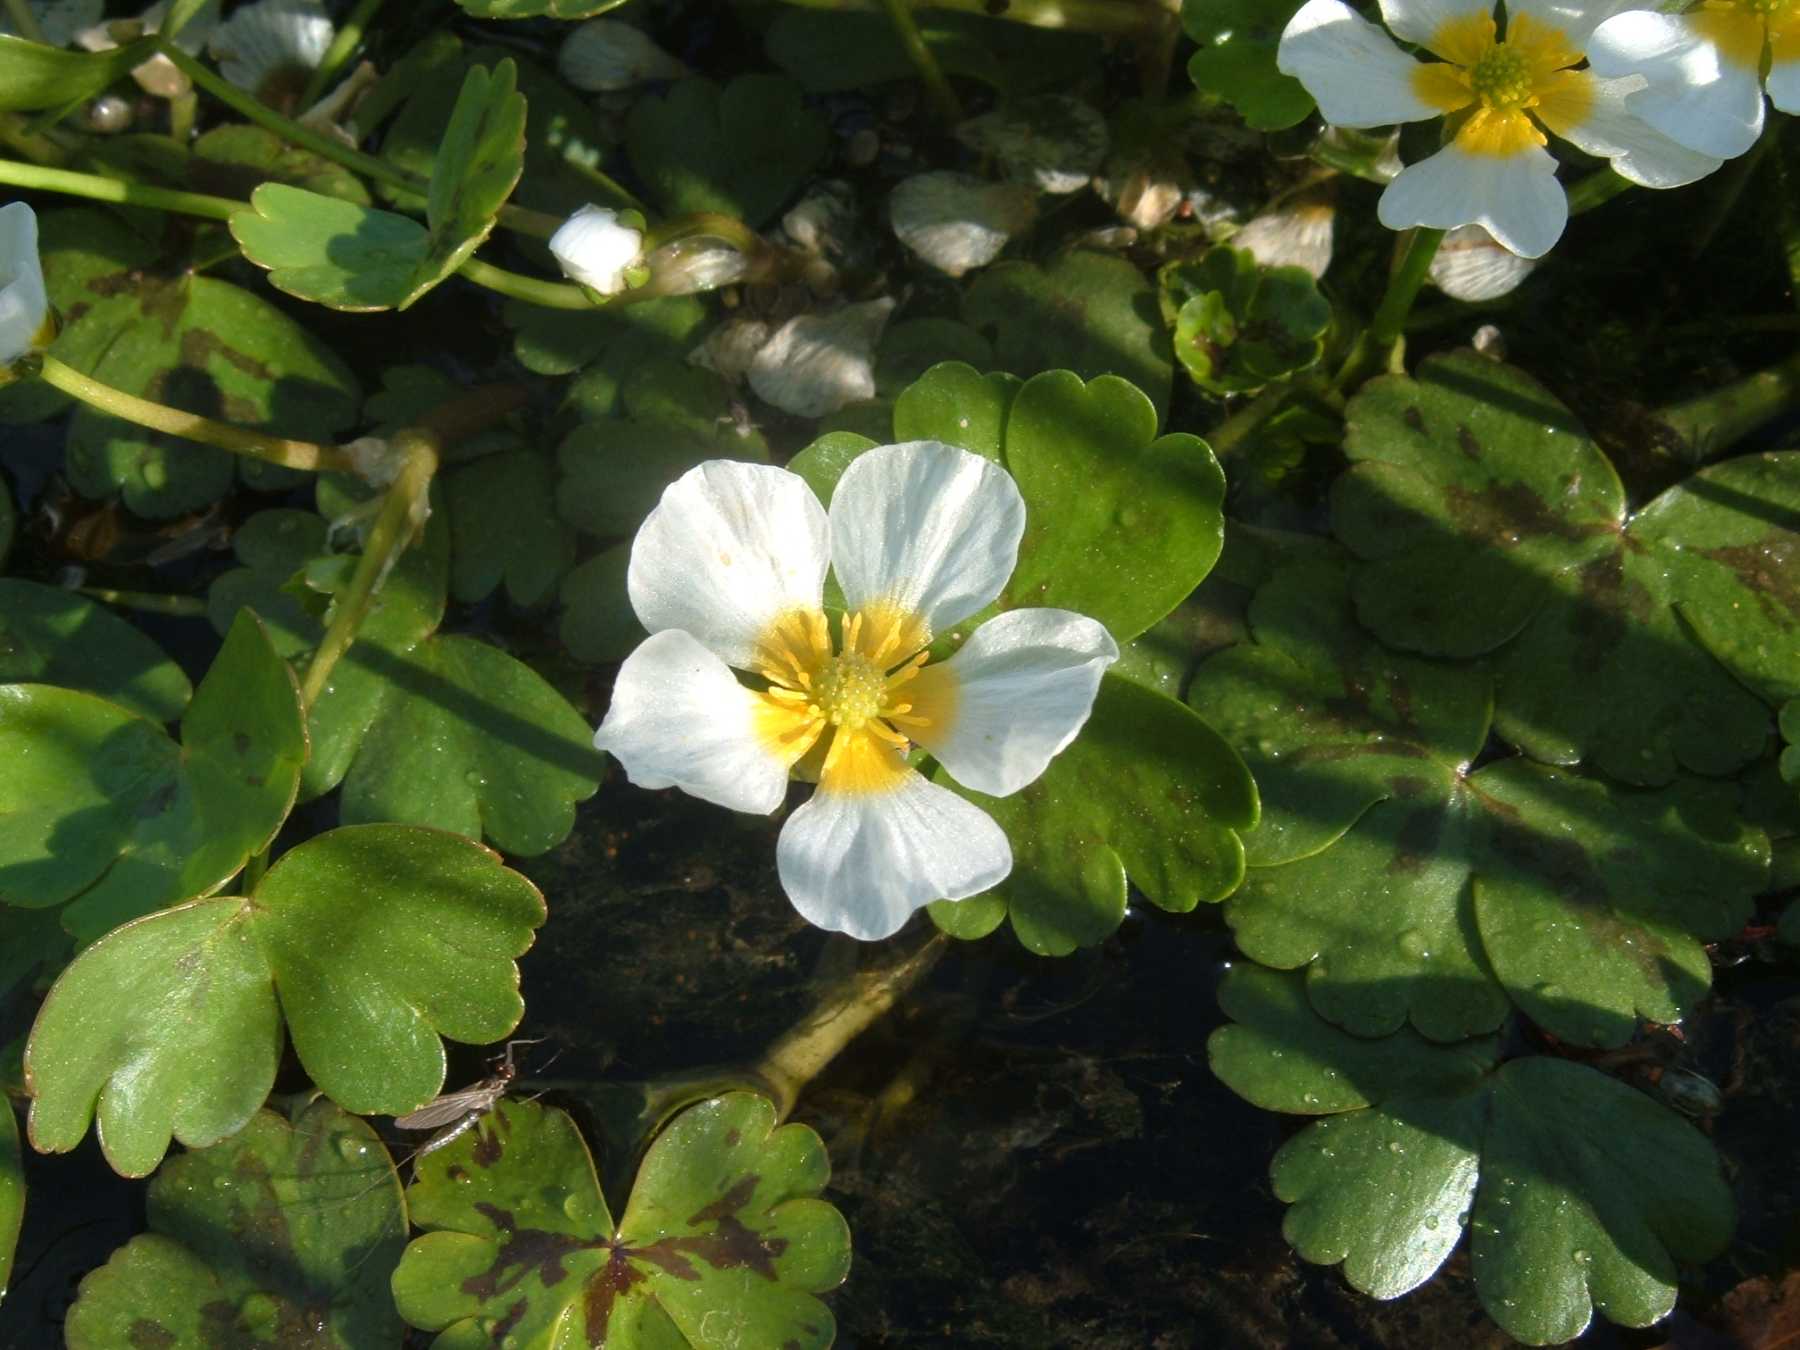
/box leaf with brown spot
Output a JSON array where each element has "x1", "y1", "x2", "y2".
[{"x1": 393, "y1": 1094, "x2": 849, "y2": 1348}]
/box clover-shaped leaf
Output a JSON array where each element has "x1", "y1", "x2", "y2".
[
  {"x1": 963, "y1": 251, "x2": 1175, "y2": 423},
  {"x1": 1191, "y1": 560, "x2": 1769, "y2": 1044},
  {"x1": 0, "y1": 611, "x2": 305, "y2": 942},
  {"x1": 1335, "y1": 351, "x2": 1774, "y2": 784},
  {"x1": 0, "y1": 579, "x2": 192, "y2": 721},
  {"x1": 1209, "y1": 966, "x2": 1735, "y2": 1345},
  {"x1": 628, "y1": 75, "x2": 828, "y2": 226},
  {"x1": 558, "y1": 544, "x2": 642, "y2": 664},
  {"x1": 1002, "y1": 369, "x2": 1226, "y2": 644},
  {"x1": 933, "y1": 673, "x2": 1258, "y2": 953},
  {"x1": 190, "y1": 123, "x2": 373, "y2": 205},
  {"x1": 447, "y1": 450, "x2": 573, "y2": 607},
  {"x1": 50, "y1": 238, "x2": 361, "y2": 517},
  {"x1": 231, "y1": 184, "x2": 430, "y2": 311},
  {"x1": 26, "y1": 823, "x2": 544, "y2": 1175},
  {"x1": 392, "y1": 1094, "x2": 849, "y2": 1347},
  {"x1": 63, "y1": 1100, "x2": 405, "y2": 1349},
  {"x1": 1183, "y1": 0, "x2": 1314, "y2": 129},
  {"x1": 1164, "y1": 247, "x2": 1331, "y2": 394},
  {"x1": 208, "y1": 498, "x2": 603, "y2": 854}
]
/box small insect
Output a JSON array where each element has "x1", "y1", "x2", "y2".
[{"x1": 395, "y1": 1037, "x2": 546, "y2": 1161}]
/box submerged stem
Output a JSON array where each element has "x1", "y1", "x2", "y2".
[
  {"x1": 877, "y1": 0, "x2": 964, "y2": 123},
  {"x1": 1653, "y1": 347, "x2": 1800, "y2": 465},
  {"x1": 38, "y1": 355, "x2": 358, "y2": 474},
  {"x1": 1333, "y1": 226, "x2": 1444, "y2": 392}
]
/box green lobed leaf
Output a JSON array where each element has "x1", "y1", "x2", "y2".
[
  {"x1": 0, "y1": 612, "x2": 306, "y2": 941},
  {"x1": 209, "y1": 498, "x2": 603, "y2": 854},
  {"x1": 189, "y1": 123, "x2": 372, "y2": 205},
  {"x1": 26, "y1": 823, "x2": 544, "y2": 1174},
  {"x1": 1192, "y1": 562, "x2": 1768, "y2": 1045},
  {"x1": 393, "y1": 1093, "x2": 848, "y2": 1347},
  {"x1": 231, "y1": 183, "x2": 431, "y2": 312},
  {"x1": 63, "y1": 1100, "x2": 405, "y2": 1348},
  {"x1": 964, "y1": 251, "x2": 1175, "y2": 425},
  {"x1": 0, "y1": 34, "x2": 157, "y2": 110},
  {"x1": 0, "y1": 1100, "x2": 19, "y2": 1301},
  {"x1": 559, "y1": 545, "x2": 643, "y2": 665},
  {"x1": 628, "y1": 75, "x2": 829, "y2": 226},
  {"x1": 447, "y1": 450, "x2": 573, "y2": 606},
  {"x1": 0, "y1": 579, "x2": 192, "y2": 721},
  {"x1": 1182, "y1": 0, "x2": 1315, "y2": 129},
  {"x1": 891, "y1": 360, "x2": 1016, "y2": 459},
  {"x1": 507, "y1": 292, "x2": 706, "y2": 381},
  {"x1": 1164, "y1": 248, "x2": 1332, "y2": 394},
  {"x1": 412, "y1": 60, "x2": 527, "y2": 308},
  {"x1": 933, "y1": 674, "x2": 1257, "y2": 954}
]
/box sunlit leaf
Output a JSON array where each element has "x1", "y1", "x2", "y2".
[{"x1": 0, "y1": 579, "x2": 191, "y2": 721}]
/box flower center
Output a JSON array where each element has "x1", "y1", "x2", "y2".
[
  {"x1": 1469, "y1": 46, "x2": 1533, "y2": 110},
  {"x1": 814, "y1": 650, "x2": 886, "y2": 731}
]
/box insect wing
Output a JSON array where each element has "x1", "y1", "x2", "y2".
[{"x1": 395, "y1": 1081, "x2": 503, "y2": 1131}]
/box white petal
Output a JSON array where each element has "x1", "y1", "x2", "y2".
[
  {"x1": 1379, "y1": 141, "x2": 1567, "y2": 258},
  {"x1": 7, "y1": 0, "x2": 102, "y2": 46},
  {"x1": 747, "y1": 297, "x2": 894, "y2": 418},
  {"x1": 910, "y1": 608, "x2": 1118, "y2": 798},
  {"x1": 1551, "y1": 75, "x2": 1724, "y2": 187},
  {"x1": 1502, "y1": 0, "x2": 1633, "y2": 51},
  {"x1": 1233, "y1": 198, "x2": 1336, "y2": 279},
  {"x1": 557, "y1": 19, "x2": 688, "y2": 92},
  {"x1": 208, "y1": 0, "x2": 333, "y2": 89},
  {"x1": 1765, "y1": 54, "x2": 1800, "y2": 115},
  {"x1": 1586, "y1": 11, "x2": 1765, "y2": 160},
  {"x1": 889, "y1": 171, "x2": 1036, "y2": 277},
  {"x1": 549, "y1": 205, "x2": 644, "y2": 296},
  {"x1": 1428, "y1": 224, "x2": 1538, "y2": 300},
  {"x1": 628, "y1": 460, "x2": 829, "y2": 668},
  {"x1": 593, "y1": 630, "x2": 793, "y2": 814},
  {"x1": 0, "y1": 202, "x2": 49, "y2": 367},
  {"x1": 1375, "y1": 0, "x2": 1489, "y2": 51},
  {"x1": 954, "y1": 94, "x2": 1109, "y2": 195},
  {"x1": 776, "y1": 772, "x2": 1011, "y2": 939},
  {"x1": 828, "y1": 440, "x2": 1026, "y2": 637},
  {"x1": 1277, "y1": 0, "x2": 1442, "y2": 128}
]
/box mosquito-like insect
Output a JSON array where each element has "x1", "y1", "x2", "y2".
[{"x1": 395, "y1": 1037, "x2": 547, "y2": 1161}]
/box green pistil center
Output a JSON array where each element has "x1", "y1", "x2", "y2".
[
  {"x1": 1469, "y1": 46, "x2": 1533, "y2": 110},
  {"x1": 814, "y1": 651, "x2": 884, "y2": 730}
]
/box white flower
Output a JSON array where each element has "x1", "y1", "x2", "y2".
[
  {"x1": 1587, "y1": 1, "x2": 1800, "y2": 159},
  {"x1": 593, "y1": 442, "x2": 1119, "y2": 940},
  {"x1": 0, "y1": 202, "x2": 51, "y2": 367},
  {"x1": 557, "y1": 18, "x2": 688, "y2": 92},
  {"x1": 1277, "y1": 0, "x2": 1724, "y2": 257},
  {"x1": 889, "y1": 172, "x2": 1036, "y2": 277},
  {"x1": 2, "y1": 0, "x2": 101, "y2": 47},
  {"x1": 208, "y1": 0, "x2": 333, "y2": 99},
  {"x1": 747, "y1": 298, "x2": 894, "y2": 418},
  {"x1": 550, "y1": 205, "x2": 644, "y2": 296}
]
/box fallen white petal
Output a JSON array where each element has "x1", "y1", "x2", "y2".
[
  {"x1": 1428, "y1": 223, "x2": 1537, "y2": 300},
  {"x1": 889, "y1": 171, "x2": 1036, "y2": 277},
  {"x1": 557, "y1": 18, "x2": 687, "y2": 92},
  {"x1": 747, "y1": 298, "x2": 894, "y2": 418}
]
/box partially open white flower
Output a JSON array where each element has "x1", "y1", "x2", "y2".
[
  {"x1": 748, "y1": 297, "x2": 894, "y2": 418},
  {"x1": 890, "y1": 172, "x2": 1036, "y2": 277},
  {"x1": 558, "y1": 18, "x2": 688, "y2": 92},
  {"x1": 1233, "y1": 193, "x2": 1336, "y2": 279},
  {"x1": 0, "y1": 202, "x2": 51, "y2": 368},
  {"x1": 550, "y1": 205, "x2": 644, "y2": 297},
  {"x1": 1429, "y1": 223, "x2": 1538, "y2": 300},
  {"x1": 955, "y1": 94, "x2": 1110, "y2": 194},
  {"x1": 2, "y1": 0, "x2": 102, "y2": 47},
  {"x1": 594, "y1": 442, "x2": 1118, "y2": 939},
  {"x1": 208, "y1": 0, "x2": 333, "y2": 104},
  {"x1": 1277, "y1": 0, "x2": 1724, "y2": 256}
]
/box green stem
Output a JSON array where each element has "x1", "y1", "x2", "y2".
[
  {"x1": 298, "y1": 433, "x2": 437, "y2": 710},
  {"x1": 1652, "y1": 347, "x2": 1800, "y2": 465},
  {"x1": 457, "y1": 257, "x2": 594, "y2": 309},
  {"x1": 1333, "y1": 226, "x2": 1445, "y2": 392},
  {"x1": 1208, "y1": 383, "x2": 1295, "y2": 458},
  {"x1": 299, "y1": 0, "x2": 386, "y2": 108},
  {"x1": 0, "y1": 156, "x2": 239, "y2": 219},
  {"x1": 765, "y1": 0, "x2": 1169, "y2": 36},
  {"x1": 38, "y1": 355, "x2": 358, "y2": 473},
  {"x1": 877, "y1": 0, "x2": 964, "y2": 123},
  {"x1": 2, "y1": 0, "x2": 45, "y2": 43},
  {"x1": 1564, "y1": 167, "x2": 1633, "y2": 216},
  {"x1": 78, "y1": 587, "x2": 208, "y2": 617}
]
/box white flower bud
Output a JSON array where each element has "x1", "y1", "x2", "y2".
[
  {"x1": 889, "y1": 172, "x2": 1035, "y2": 278},
  {"x1": 0, "y1": 203, "x2": 51, "y2": 367},
  {"x1": 748, "y1": 298, "x2": 895, "y2": 418},
  {"x1": 1429, "y1": 224, "x2": 1537, "y2": 302},
  {"x1": 956, "y1": 95, "x2": 1108, "y2": 195},
  {"x1": 558, "y1": 19, "x2": 688, "y2": 92},
  {"x1": 550, "y1": 205, "x2": 645, "y2": 297}
]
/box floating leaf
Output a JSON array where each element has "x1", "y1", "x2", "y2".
[
  {"x1": 507, "y1": 292, "x2": 706, "y2": 380},
  {"x1": 63, "y1": 1100, "x2": 405, "y2": 1347},
  {"x1": 1335, "y1": 351, "x2": 1773, "y2": 784},
  {"x1": 558, "y1": 544, "x2": 642, "y2": 665},
  {"x1": 1191, "y1": 562, "x2": 1768, "y2": 1044},
  {"x1": 189, "y1": 123, "x2": 372, "y2": 205},
  {"x1": 231, "y1": 184, "x2": 428, "y2": 311},
  {"x1": 0, "y1": 579, "x2": 191, "y2": 721},
  {"x1": 964, "y1": 251, "x2": 1174, "y2": 423},
  {"x1": 26, "y1": 824, "x2": 544, "y2": 1175},
  {"x1": 934, "y1": 674, "x2": 1258, "y2": 953},
  {"x1": 0, "y1": 611, "x2": 305, "y2": 941},
  {"x1": 1163, "y1": 247, "x2": 1331, "y2": 394},
  {"x1": 392, "y1": 1094, "x2": 848, "y2": 1348},
  {"x1": 447, "y1": 450, "x2": 573, "y2": 606},
  {"x1": 1182, "y1": 0, "x2": 1314, "y2": 130},
  {"x1": 1209, "y1": 966, "x2": 1735, "y2": 1344},
  {"x1": 0, "y1": 34, "x2": 156, "y2": 111},
  {"x1": 627, "y1": 75, "x2": 830, "y2": 226},
  {"x1": 209, "y1": 499, "x2": 602, "y2": 853}
]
